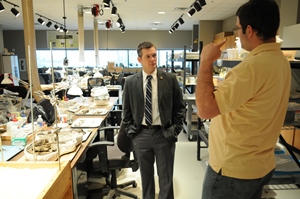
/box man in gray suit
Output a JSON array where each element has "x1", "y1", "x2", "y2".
[{"x1": 122, "y1": 41, "x2": 185, "y2": 199}]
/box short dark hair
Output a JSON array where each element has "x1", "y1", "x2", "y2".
[
  {"x1": 236, "y1": 0, "x2": 280, "y2": 41},
  {"x1": 137, "y1": 41, "x2": 156, "y2": 57}
]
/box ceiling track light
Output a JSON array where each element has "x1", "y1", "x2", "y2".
[
  {"x1": 111, "y1": 6, "x2": 117, "y2": 16},
  {"x1": 173, "y1": 23, "x2": 179, "y2": 29},
  {"x1": 178, "y1": 17, "x2": 184, "y2": 25},
  {"x1": 0, "y1": 2, "x2": 5, "y2": 12},
  {"x1": 46, "y1": 21, "x2": 52, "y2": 27},
  {"x1": 1, "y1": 0, "x2": 20, "y2": 16},
  {"x1": 104, "y1": 4, "x2": 110, "y2": 9},
  {"x1": 115, "y1": 14, "x2": 125, "y2": 32},
  {"x1": 103, "y1": 0, "x2": 110, "y2": 6},
  {"x1": 187, "y1": 8, "x2": 196, "y2": 17},
  {"x1": 10, "y1": 7, "x2": 19, "y2": 17},
  {"x1": 194, "y1": 2, "x2": 202, "y2": 12},
  {"x1": 116, "y1": 16, "x2": 123, "y2": 28},
  {"x1": 119, "y1": 24, "x2": 125, "y2": 33},
  {"x1": 37, "y1": 18, "x2": 45, "y2": 25},
  {"x1": 54, "y1": 24, "x2": 60, "y2": 30},
  {"x1": 169, "y1": 14, "x2": 184, "y2": 34},
  {"x1": 197, "y1": 0, "x2": 206, "y2": 6},
  {"x1": 35, "y1": 13, "x2": 66, "y2": 30}
]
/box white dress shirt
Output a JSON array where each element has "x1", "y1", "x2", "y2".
[{"x1": 142, "y1": 69, "x2": 162, "y2": 126}]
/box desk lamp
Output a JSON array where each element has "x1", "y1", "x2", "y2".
[
  {"x1": 93, "y1": 71, "x2": 103, "y2": 78},
  {"x1": 1, "y1": 73, "x2": 13, "y2": 84},
  {"x1": 67, "y1": 80, "x2": 83, "y2": 96}
]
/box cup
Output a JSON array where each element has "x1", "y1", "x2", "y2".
[{"x1": 59, "y1": 114, "x2": 67, "y2": 123}]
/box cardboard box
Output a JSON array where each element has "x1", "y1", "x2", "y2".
[
  {"x1": 293, "y1": 128, "x2": 300, "y2": 150},
  {"x1": 281, "y1": 126, "x2": 294, "y2": 146},
  {"x1": 214, "y1": 31, "x2": 233, "y2": 40},
  {"x1": 214, "y1": 35, "x2": 236, "y2": 51},
  {"x1": 107, "y1": 61, "x2": 115, "y2": 72}
]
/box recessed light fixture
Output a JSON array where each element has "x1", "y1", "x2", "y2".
[{"x1": 158, "y1": 11, "x2": 165, "y2": 14}]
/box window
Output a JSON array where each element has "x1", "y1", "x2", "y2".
[{"x1": 36, "y1": 49, "x2": 185, "y2": 69}]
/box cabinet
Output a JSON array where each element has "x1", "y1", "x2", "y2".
[{"x1": 2, "y1": 55, "x2": 20, "y2": 85}]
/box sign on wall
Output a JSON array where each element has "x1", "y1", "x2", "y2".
[{"x1": 47, "y1": 31, "x2": 79, "y2": 49}]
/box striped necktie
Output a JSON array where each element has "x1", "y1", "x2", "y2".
[{"x1": 145, "y1": 75, "x2": 152, "y2": 126}]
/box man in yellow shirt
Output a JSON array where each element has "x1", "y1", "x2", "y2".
[{"x1": 196, "y1": 0, "x2": 291, "y2": 198}]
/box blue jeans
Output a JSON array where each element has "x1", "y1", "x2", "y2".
[{"x1": 201, "y1": 164, "x2": 274, "y2": 199}]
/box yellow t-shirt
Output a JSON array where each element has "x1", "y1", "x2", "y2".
[{"x1": 211, "y1": 43, "x2": 291, "y2": 179}]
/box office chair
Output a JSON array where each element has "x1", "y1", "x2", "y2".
[
  {"x1": 86, "y1": 122, "x2": 139, "y2": 199},
  {"x1": 54, "y1": 71, "x2": 62, "y2": 82},
  {"x1": 39, "y1": 74, "x2": 46, "y2": 84},
  {"x1": 5, "y1": 85, "x2": 28, "y2": 99},
  {"x1": 79, "y1": 71, "x2": 87, "y2": 77},
  {"x1": 39, "y1": 73, "x2": 52, "y2": 84}
]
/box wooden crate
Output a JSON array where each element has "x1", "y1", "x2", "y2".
[{"x1": 0, "y1": 161, "x2": 73, "y2": 199}]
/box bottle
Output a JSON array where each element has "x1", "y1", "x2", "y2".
[
  {"x1": 10, "y1": 117, "x2": 20, "y2": 145},
  {"x1": 37, "y1": 115, "x2": 43, "y2": 127}
]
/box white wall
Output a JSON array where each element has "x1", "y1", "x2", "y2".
[
  {"x1": 199, "y1": 20, "x2": 223, "y2": 46},
  {"x1": 0, "y1": 25, "x2": 4, "y2": 73},
  {"x1": 278, "y1": 0, "x2": 299, "y2": 37}
]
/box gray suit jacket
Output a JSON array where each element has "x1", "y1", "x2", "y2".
[{"x1": 122, "y1": 69, "x2": 185, "y2": 142}]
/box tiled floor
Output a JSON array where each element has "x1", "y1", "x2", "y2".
[{"x1": 90, "y1": 132, "x2": 300, "y2": 199}]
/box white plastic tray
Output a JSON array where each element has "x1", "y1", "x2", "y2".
[
  {"x1": 75, "y1": 108, "x2": 108, "y2": 116},
  {"x1": 71, "y1": 118, "x2": 103, "y2": 128}
]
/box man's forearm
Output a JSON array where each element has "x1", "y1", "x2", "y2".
[{"x1": 196, "y1": 60, "x2": 219, "y2": 119}]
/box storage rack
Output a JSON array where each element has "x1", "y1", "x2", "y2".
[{"x1": 173, "y1": 43, "x2": 202, "y2": 141}]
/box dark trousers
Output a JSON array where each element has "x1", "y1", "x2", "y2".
[
  {"x1": 202, "y1": 164, "x2": 275, "y2": 199},
  {"x1": 132, "y1": 128, "x2": 175, "y2": 199}
]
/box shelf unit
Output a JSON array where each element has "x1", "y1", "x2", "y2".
[{"x1": 175, "y1": 43, "x2": 202, "y2": 141}]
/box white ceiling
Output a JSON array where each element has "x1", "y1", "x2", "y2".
[{"x1": 0, "y1": 0, "x2": 248, "y2": 31}]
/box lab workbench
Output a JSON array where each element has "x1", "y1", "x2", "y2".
[{"x1": 1, "y1": 96, "x2": 119, "y2": 199}]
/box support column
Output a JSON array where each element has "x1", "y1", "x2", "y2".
[
  {"x1": 0, "y1": 25, "x2": 4, "y2": 74},
  {"x1": 93, "y1": 18, "x2": 99, "y2": 67},
  {"x1": 192, "y1": 24, "x2": 199, "y2": 52},
  {"x1": 78, "y1": 6, "x2": 85, "y2": 64},
  {"x1": 21, "y1": 0, "x2": 42, "y2": 102}
]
